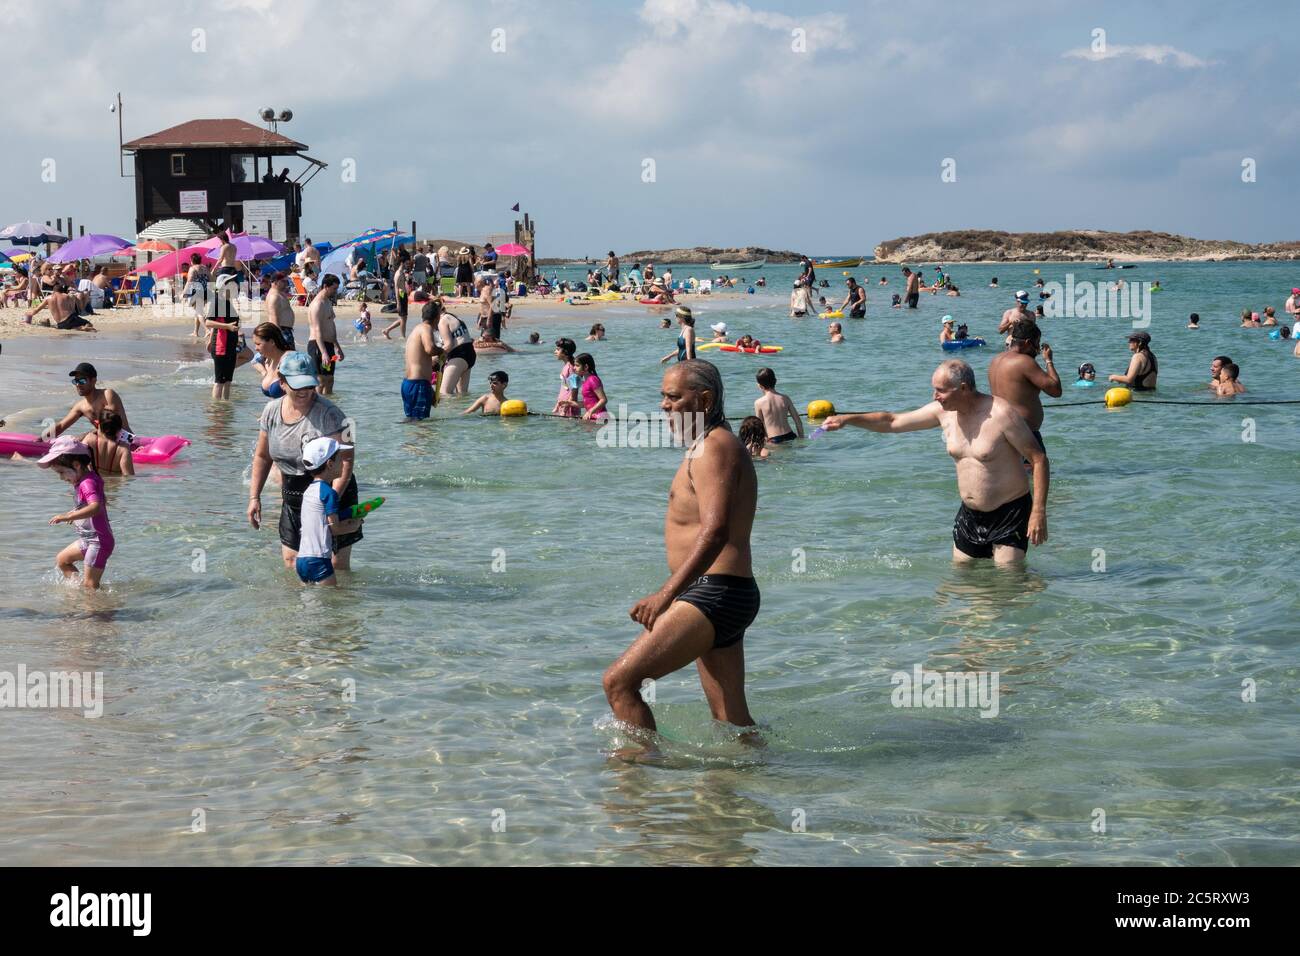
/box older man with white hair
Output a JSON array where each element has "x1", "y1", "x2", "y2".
[{"x1": 823, "y1": 359, "x2": 1049, "y2": 563}]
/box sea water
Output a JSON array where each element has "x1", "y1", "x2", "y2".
[{"x1": 0, "y1": 259, "x2": 1296, "y2": 865}]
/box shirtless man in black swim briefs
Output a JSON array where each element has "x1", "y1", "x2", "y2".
[
  {"x1": 603, "y1": 360, "x2": 760, "y2": 733},
  {"x1": 987, "y1": 319, "x2": 1060, "y2": 451},
  {"x1": 822, "y1": 359, "x2": 1049, "y2": 564}
]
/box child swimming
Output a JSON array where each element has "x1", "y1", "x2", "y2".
[
  {"x1": 464, "y1": 370, "x2": 509, "y2": 415},
  {"x1": 1074, "y1": 362, "x2": 1098, "y2": 387},
  {"x1": 39, "y1": 435, "x2": 114, "y2": 589},
  {"x1": 754, "y1": 367, "x2": 804, "y2": 443},
  {"x1": 739, "y1": 416, "x2": 770, "y2": 459}
]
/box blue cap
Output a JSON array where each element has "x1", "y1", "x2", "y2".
[{"x1": 279, "y1": 351, "x2": 318, "y2": 390}]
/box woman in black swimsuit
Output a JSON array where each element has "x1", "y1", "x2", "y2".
[
  {"x1": 432, "y1": 300, "x2": 476, "y2": 396},
  {"x1": 1109, "y1": 331, "x2": 1158, "y2": 391}
]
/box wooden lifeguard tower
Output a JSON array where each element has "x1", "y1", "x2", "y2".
[{"x1": 121, "y1": 116, "x2": 327, "y2": 242}]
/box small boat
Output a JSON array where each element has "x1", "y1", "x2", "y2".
[
  {"x1": 709, "y1": 258, "x2": 766, "y2": 271},
  {"x1": 812, "y1": 258, "x2": 863, "y2": 269}
]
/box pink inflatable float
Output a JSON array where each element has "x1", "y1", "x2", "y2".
[{"x1": 0, "y1": 433, "x2": 191, "y2": 465}]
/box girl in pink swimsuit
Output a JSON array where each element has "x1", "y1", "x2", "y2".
[
  {"x1": 574, "y1": 352, "x2": 609, "y2": 421},
  {"x1": 552, "y1": 337, "x2": 579, "y2": 417},
  {"x1": 38, "y1": 436, "x2": 115, "y2": 590}
]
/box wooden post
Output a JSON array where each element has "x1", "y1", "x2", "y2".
[{"x1": 411, "y1": 220, "x2": 417, "y2": 244}]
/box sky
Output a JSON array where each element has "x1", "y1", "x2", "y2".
[{"x1": 2, "y1": 0, "x2": 1298, "y2": 257}]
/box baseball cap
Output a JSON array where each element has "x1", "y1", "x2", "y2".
[
  {"x1": 278, "y1": 351, "x2": 319, "y2": 390},
  {"x1": 711, "y1": 322, "x2": 727, "y2": 333},
  {"x1": 1015, "y1": 290, "x2": 1029, "y2": 302},
  {"x1": 302, "y1": 436, "x2": 352, "y2": 469},
  {"x1": 69, "y1": 362, "x2": 97, "y2": 380},
  {"x1": 941, "y1": 315, "x2": 954, "y2": 325},
  {"x1": 37, "y1": 435, "x2": 90, "y2": 466},
  {"x1": 1291, "y1": 287, "x2": 1299, "y2": 294}
]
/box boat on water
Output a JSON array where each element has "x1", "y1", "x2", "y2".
[
  {"x1": 709, "y1": 258, "x2": 766, "y2": 271},
  {"x1": 812, "y1": 257, "x2": 863, "y2": 269}
]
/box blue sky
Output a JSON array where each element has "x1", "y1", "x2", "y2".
[{"x1": 2, "y1": 0, "x2": 1297, "y2": 256}]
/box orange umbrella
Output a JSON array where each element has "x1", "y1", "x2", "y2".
[{"x1": 129, "y1": 240, "x2": 176, "y2": 253}]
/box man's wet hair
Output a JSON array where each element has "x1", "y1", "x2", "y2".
[
  {"x1": 673, "y1": 360, "x2": 727, "y2": 435},
  {"x1": 938, "y1": 359, "x2": 976, "y2": 391}
]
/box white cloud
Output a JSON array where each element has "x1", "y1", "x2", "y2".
[{"x1": 1064, "y1": 44, "x2": 1213, "y2": 69}]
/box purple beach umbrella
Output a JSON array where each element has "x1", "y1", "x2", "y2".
[{"x1": 46, "y1": 233, "x2": 132, "y2": 263}]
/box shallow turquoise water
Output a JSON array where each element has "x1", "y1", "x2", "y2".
[{"x1": 1, "y1": 260, "x2": 1297, "y2": 865}]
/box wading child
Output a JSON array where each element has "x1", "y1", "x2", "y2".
[
  {"x1": 355, "y1": 303, "x2": 373, "y2": 342},
  {"x1": 464, "y1": 370, "x2": 509, "y2": 415},
  {"x1": 754, "y1": 367, "x2": 804, "y2": 444},
  {"x1": 295, "y1": 436, "x2": 355, "y2": 587},
  {"x1": 39, "y1": 436, "x2": 114, "y2": 589},
  {"x1": 739, "y1": 416, "x2": 770, "y2": 459}
]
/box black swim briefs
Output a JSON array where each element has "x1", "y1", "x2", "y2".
[
  {"x1": 674, "y1": 574, "x2": 761, "y2": 649},
  {"x1": 953, "y1": 492, "x2": 1033, "y2": 559}
]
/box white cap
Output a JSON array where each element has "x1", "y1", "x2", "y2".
[
  {"x1": 302, "y1": 436, "x2": 352, "y2": 469},
  {"x1": 711, "y1": 322, "x2": 727, "y2": 333},
  {"x1": 1015, "y1": 290, "x2": 1029, "y2": 302}
]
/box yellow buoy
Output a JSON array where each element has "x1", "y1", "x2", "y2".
[
  {"x1": 500, "y1": 399, "x2": 528, "y2": 417},
  {"x1": 1033, "y1": 268, "x2": 1040, "y2": 275},
  {"x1": 1104, "y1": 387, "x2": 1132, "y2": 408},
  {"x1": 807, "y1": 400, "x2": 836, "y2": 420}
]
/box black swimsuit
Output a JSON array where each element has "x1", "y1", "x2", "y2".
[
  {"x1": 1131, "y1": 349, "x2": 1158, "y2": 391},
  {"x1": 675, "y1": 574, "x2": 761, "y2": 649},
  {"x1": 953, "y1": 492, "x2": 1033, "y2": 558}
]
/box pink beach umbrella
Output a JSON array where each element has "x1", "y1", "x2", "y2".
[{"x1": 494, "y1": 242, "x2": 532, "y2": 257}]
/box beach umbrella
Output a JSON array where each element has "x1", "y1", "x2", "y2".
[
  {"x1": 46, "y1": 233, "x2": 132, "y2": 264},
  {"x1": 137, "y1": 241, "x2": 215, "y2": 278},
  {"x1": 2, "y1": 249, "x2": 37, "y2": 263},
  {"x1": 138, "y1": 218, "x2": 209, "y2": 245},
  {"x1": 204, "y1": 233, "x2": 285, "y2": 262},
  {"x1": 495, "y1": 242, "x2": 531, "y2": 257},
  {"x1": 129, "y1": 240, "x2": 176, "y2": 254},
  {"x1": 1, "y1": 220, "x2": 68, "y2": 245}
]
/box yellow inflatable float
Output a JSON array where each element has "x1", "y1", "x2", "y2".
[
  {"x1": 820, "y1": 310, "x2": 844, "y2": 319},
  {"x1": 1104, "y1": 387, "x2": 1132, "y2": 408},
  {"x1": 807, "y1": 400, "x2": 836, "y2": 420},
  {"x1": 500, "y1": 400, "x2": 528, "y2": 417}
]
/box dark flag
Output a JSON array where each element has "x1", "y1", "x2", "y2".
[{"x1": 511, "y1": 203, "x2": 520, "y2": 212}]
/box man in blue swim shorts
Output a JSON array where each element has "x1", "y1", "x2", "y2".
[{"x1": 401, "y1": 300, "x2": 445, "y2": 420}]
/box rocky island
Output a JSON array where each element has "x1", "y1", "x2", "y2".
[{"x1": 873, "y1": 230, "x2": 1300, "y2": 263}]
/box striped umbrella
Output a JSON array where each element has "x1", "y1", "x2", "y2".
[
  {"x1": 1, "y1": 220, "x2": 68, "y2": 245},
  {"x1": 137, "y1": 218, "x2": 209, "y2": 245}
]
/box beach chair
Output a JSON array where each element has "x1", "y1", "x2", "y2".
[
  {"x1": 290, "y1": 274, "x2": 309, "y2": 305},
  {"x1": 441, "y1": 276, "x2": 455, "y2": 295},
  {"x1": 114, "y1": 274, "x2": 139, "y2": 307},
  {"x1": 137, "y1": 274, "x2": 156, "y2": 305}
]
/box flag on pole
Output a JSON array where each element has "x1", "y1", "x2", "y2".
[{"x1": 511, "y1": 203, "x2": 520, "y2": 212}]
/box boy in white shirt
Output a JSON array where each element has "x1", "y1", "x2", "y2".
[{"x1": 295, "y1": 437, "x2": 354, "y2": 586}]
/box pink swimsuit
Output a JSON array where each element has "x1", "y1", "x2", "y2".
[
  {"x1": 74, "y1": 472, "x2": 114, "y2": 569},
  {"x1": 580, "y1": 373, "x2": 608, "y2": 420},
  {"x1": 554, "y1": 362, "x2": 578, "y2": 417}
]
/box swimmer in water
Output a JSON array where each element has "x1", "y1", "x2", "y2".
[
  {"x1": 464, "y1": 370, "x2": 509, "y2": 415},
  {"x1": 39, "y1": 435, "x2": 115, "y2": 589},
  {"x1": 738, "y1": 416, "x2": 769, "y2": 459},
  {"x1": 754, "y1": 367, "x2": 804, "y2": 444},
  {"x1": 1209, "y1": 355, "x2": 1232, "y2": 389},
  {"x1": 821, "y1": 360, "x2": 1049, "y2": 564},
  {"x1": 828, "y1": 322, "x2": 845, "y2": 344},
  {"x1": 709, "y1": 321, "x2": 730, "y2": 343},
  {"x1": 528, "y1": 332, "x2": 541, "y2": 344},
  {"x1": 48, "y1": 363, "x2": 132, "y2": 441},
  {"x1": 1214, "y1": 362, "x2": 1245, "y2": 396},
  {"x1": 81, "y1": 410, "x2": 135, "y2": 476},
  {"x1": 1187, "y1": 313, "x2": 1200, "y2": 329},
  {"x1": 602, "y1": 360, "x2": 760, "y2": 737},
  {"x1": 940, "y1": 316, "x2": 956, "y2": 343},
  {"x1": 989, "y1": 277, "x2": 999, "y2": 288},
  {"x1": 1074, "y1": 362, "x2": 1098, "y2": 387},
  {"x1": 988, "y1": 319, "x2": 1060, "y2": 454}
]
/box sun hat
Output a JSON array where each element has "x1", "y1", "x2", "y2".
[
  {"x1": 711, "y1": 322, "x2": 727, "y2": 333},
  {"x1": 37, "y1": 435, "x2": 90, "y2": 466},
  {"x1": 675, "y1": 305, "x2": 693, "y2": 320},
  {"x1": 278, "y1": 351, "x2": 319, "y2": 390},
  {"x1": 302, "y1": 436, "x2": 352, "y2": 469}
]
